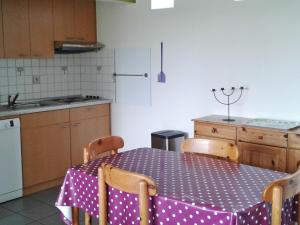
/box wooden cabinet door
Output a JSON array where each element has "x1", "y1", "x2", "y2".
[
  {"x1": 53, "y1": 0, "x2": 75, "y2": 41},
  {"x1": 70, "y1": 116, "x2": 111, "y2": 166},
  {"x1": 238, "y1": 142, "x2": 286, "y2": 172},
  {"x1": 287, "y1": 149, "x2": 300, "y2": 173},
  {"x1": 0, "y1": 0, "x2": 4, "y2": 58},
  {"x1": 29, "y1": 0, "x2": 54, "y2": 58},
  {"x1": 22, "y1": 123, "x2": 71, "y2": 188},
  {"x1": 74, "y1": 0, "x2": 97, "y2": 42},
  {"x1": 2, "y1": 0, "x2": 31, "y2": 58}
]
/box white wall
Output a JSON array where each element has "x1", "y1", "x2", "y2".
[{"x1": 96, "y1": 0, "x2": 300, "y2": 150}]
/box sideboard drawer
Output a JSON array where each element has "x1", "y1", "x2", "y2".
[
  {"x1": 238, "y1": 142, "x2": 286, "y2": 172},
  {"x1": 238, "y1": 127, "x2": 287, "y2": 148},
  {"x1": 195, "y1": 122, "x2": 236, "y2": 140},
  {"x1": 288, "y1": 133, "x2": 300, "y2": 149}
]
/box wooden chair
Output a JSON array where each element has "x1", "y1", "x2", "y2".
[
  {"x1": 98, "y1": 163, "x2": 157, "y2": 225},
  {"x1": 181, "y1": 138, "x2": 239, "y2": 162},
  {"x1": 83, "y1": 136, "x2": 124, "y2": 225},
  {"x1": 262, "y1": 167, "x2": 300, "y2": 225}
]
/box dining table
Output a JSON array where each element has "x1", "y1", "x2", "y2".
[{"x1": 56, "y1": 147, "x2": 297, "y2": 225}]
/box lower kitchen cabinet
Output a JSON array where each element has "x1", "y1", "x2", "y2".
[
  {"x1": 22, "y1": 123, "x2": 71, "y2": 189},
  {"x1": 70, "y1": 115, "x2": 110, "y2": 166},
  {"x1": 19, "y1": 103, "x2": 111, "y2": 194},
  {"x1": 238, "y1": 142, "x2": 286, "y2": 172}
]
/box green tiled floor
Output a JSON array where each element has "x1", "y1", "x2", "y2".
[
  {"x1": 0, "y1": 186, "x2": 99, "y2": 225},
  {"x1": 0, "y1": 186, "x2": 60, "y2": 225}
]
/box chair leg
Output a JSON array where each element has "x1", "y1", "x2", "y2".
[
  {"x1": 85, "y1": 212, "x2": 92, "y2": 225},
  {"x1": 297, "y1": 195, "x2": 300, "y2": 225},
  {"x1": 139, "y1": 181, "x2": 149, "y2": 225},
  {"x1": 99, "y1": 167, "x2": 107, "y2": 225},
  {"x1": 271, "y1": 186, "x2": 283, "y2": 225},
  {"x1": 72, "y1": 207, "x2": 80, "y2": 225}
]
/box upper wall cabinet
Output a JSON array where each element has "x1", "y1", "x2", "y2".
[
  {"x1": 54, "y1": 0, "x2": 97, "y2": 43},
  {"x1": 2, "y1": 0, "x2": 31, "y2": 58},
  {"x1": 29, "y1": 0, "x2": 54, "y2": 58},
  {"x1": 53, "y1": 0, "x2": 75, "y2": 42},
  {"x1": 74, "y1": 0, "x2": 96, "y2": 42},
  {"x1": 0, "y1": 1, "x2": 4, "y2": 58}
]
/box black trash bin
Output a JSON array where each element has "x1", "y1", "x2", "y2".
[{"x1": 151, "y1": 130, "x2": 186, "y2": 152}]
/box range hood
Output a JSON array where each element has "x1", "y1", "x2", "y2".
[{"x1": 54, "y1": 41, "x2": 105, "y2": 54}]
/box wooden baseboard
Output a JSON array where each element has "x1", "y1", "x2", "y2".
[{"x1": 23, "y1": 177, "x2": 64, "y2": 196}]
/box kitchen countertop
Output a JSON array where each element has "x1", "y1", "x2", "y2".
[{"x1": 0, "y1": 99, "x2": 112, "y2": 118}]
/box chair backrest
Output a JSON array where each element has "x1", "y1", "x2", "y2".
[
  {"x1": 181, "y1": 138, "x2": 239, "y2": 162},
  {"x1": 262, "y1": 168, "x2": 300, "y2": 225},
  {"x1": 84, "y1": 136, "x2": 124, "y2": 163},
  {"x1": 98, "y1": 163, "x2": 157, "y2": 225}
]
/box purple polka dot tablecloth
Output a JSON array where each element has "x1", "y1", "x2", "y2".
[{"x1": 56, "y1": 148, "x2": 297, "y2": 225}]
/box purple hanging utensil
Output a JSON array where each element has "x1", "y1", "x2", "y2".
[{"x1": 158, "y1": 42, "x2": 166, "y2": 83}]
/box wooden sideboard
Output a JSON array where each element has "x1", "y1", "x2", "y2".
[{"x1": 193, "y1": 115, "x2": 300, "y2": 173}]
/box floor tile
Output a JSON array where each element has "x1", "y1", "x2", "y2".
[
  {"x1": 0, "y1": 214, "x2": 33, "y2": 225},
  {"x1": 1, "y1": 197, "x2": 45, "y2": 213},
  {"x1": 0, "y1": 207, "x2": 13, "y2": 219},
  {"x1": 38, "y1": 213, "x2": 66, "y2": 225},
  {"x1": 18, "y1": 204, "x2": 58, "y2": 220},
  {"x1": 29, "y1": 187, "x2": 60, "y2": 206}
]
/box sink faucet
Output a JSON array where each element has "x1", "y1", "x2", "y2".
[{"x1": 8, "y1": 93, "x2": 19, "y2": 107}]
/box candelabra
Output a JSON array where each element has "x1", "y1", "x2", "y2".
[{"x1": 212, "y1": 86, "x2": 244, "y2": 122}]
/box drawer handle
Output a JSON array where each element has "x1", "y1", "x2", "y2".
[
  {"x1": 258, "y1": 136, "x2": 264, "y2": 140},
  {"x1": 297, "y1": 161, "x2": 300, "y2": 169},
  {"x1": 71, "y1": 122, "x2": 80, "y2": 127},
  {"x1": 211, "y1": 128, "x2": 218, "y2": 134},
  {"x1": 271, "y1": 160, "x2": 275, "y2": 166}
]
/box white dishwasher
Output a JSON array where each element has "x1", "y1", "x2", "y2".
[{"x1": 0, "y1": 118, "x2": 23, "y2": 203}]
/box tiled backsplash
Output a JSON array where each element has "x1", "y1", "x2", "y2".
[{"x1": 0, "y1": 49, "x2": 115, "y2": 104}]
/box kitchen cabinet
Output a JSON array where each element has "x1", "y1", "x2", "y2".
[
  {"x1": 21, "y1": 110, "x2": 71, "y2": 194},
  {"x1": 238, "y1": 142, "x2": 286, "y2": 172},
  {"x1": 70, "y1": 104, "x2": 111, "y2": 166},
  {"x1": 0, "y1": 1, "x2": 4, "y2": 58},
  {"x1": 2, "y1": 0, "x2": 31, "y2": 58},
  {"x1": 70, "y1": 116, "x2": 110, "y2": 166},
  {"x1": 29, "y1": 0, "x2": 54, "y2": 58},
  {"x1": 193, "y1": 115, "x2": 295, "y2": 172},
  {"x1": 18, "y1": 103, "x2": 111, "y2": 194},
  {"x1": 54, "y1": 0, "x2": 97, "y2": 42},
  {"x1": 53, "y1": 0, "x2": 75, "y2": 42},
  {"x1": 74, "y1": 0, "x2": 97, "y2": 42}
]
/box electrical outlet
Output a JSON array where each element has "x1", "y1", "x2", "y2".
[{"x1": 32, "y1": 75, "x2": 41, "y2": 85}]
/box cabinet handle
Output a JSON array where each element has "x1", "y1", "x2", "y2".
[
  {"x1": 211, "y1": 128, "x2": 218, "y2": 134},
  {"x1": 271, "y1": 160, "x2": 275, "y2": 166},
  {"x1": 296, "y1": 161, "x2": 300, "y2": 169},
  {"x1": 258, "y1": 136, "x2": 264, "y2": 140},
  {"x1": 242, "y1": 127, "x2": 246, "y2": 132},
  {"x1": 71, "y1": 122, "x2": 80, "y2": 127},
  {"x1": 18, "y1": 54, "x2": 28, "y2": 57},
  {"x1": 59, "y1": 124, "x2": 69, "y2": 129}
]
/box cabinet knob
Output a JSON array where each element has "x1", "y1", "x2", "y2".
[
  {"x1": 212, "y1": 128, "x2": 218, "y2": 134},
  {"x1": 242, "y1": 127, "x2": 246, "y2": 132},
  {"x1": 258, "y1": 136, "x2": 264, "y2": 140},
  {"x1": 271, "y1": 160, "x2": 275, "y2": 166}
]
